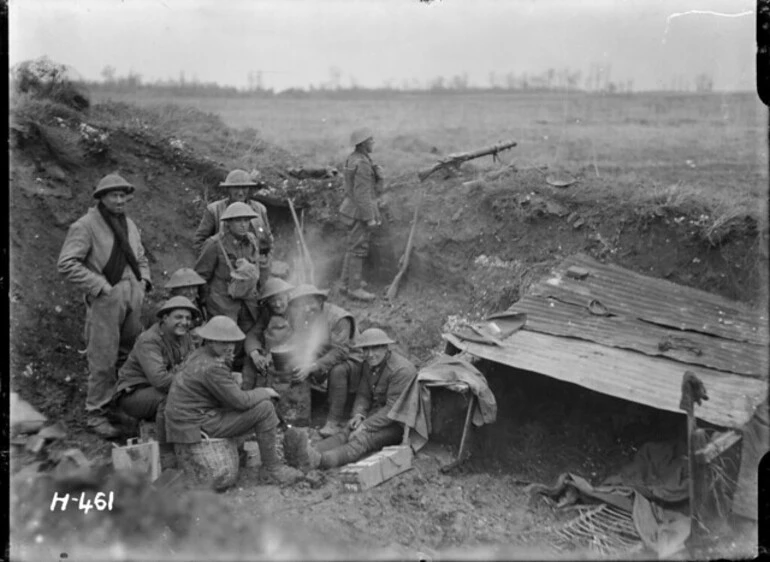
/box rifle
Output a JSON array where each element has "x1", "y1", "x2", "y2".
[
  {"x1": 385, "y1": 188, "x2": 425, "y2": 300},
  {"x1": 418, "y1": 139, "x2": 518, "y2": 182}
]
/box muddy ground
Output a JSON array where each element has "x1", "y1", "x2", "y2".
[{"x1": 9, "y1": 98, "x2": 765, "y2": 560}]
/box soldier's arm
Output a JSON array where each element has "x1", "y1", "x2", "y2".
[
  {"x1": 259, "y1": 204, "x2": 274, "y2": 250},
  {"x1": 362, "y1": 364, "x2": 416, "y2": 432},
  {"x1": 243, "y1": 314, "x2": 267, "y2": 356},
  {"x1": 314, "y1": 317, "x2": 352, "y2": 373},
  {"x1": 193, "y1": 208, "x2": 217, "y2": 254},
  {"x1": 57, "y1": 221, "x2": 110, "y2": 297},
  {"x1": 351, "y1": 163, "x2": 376, "y2": 222},
  {"x1": 204, "y1": 364, "x2": 274, "y2": 410},
  {"x1": 135, "y1": 336, "x2": 175, "y2": 392},
  {"x1": 132, "y1": 223, "x2": 152, "y2": 290}
]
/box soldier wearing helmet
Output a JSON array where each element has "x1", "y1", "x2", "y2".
[
  {"x1": 194, "y1": 202, "x2": 263, "y2": 371},
  {"x1": 285, "y1": 284, "x2": 365, "y2": 437},
  {"x1": 337, "y1": 128, "x2": 383, "y2": 301},
  {"x1": 58, "y1": 173, "x2": 152, "y2": 439},
  {"x1": 164, "y1": 267, "x2": 207, "y2": 326},
  {"x1": 193, "y1": 169, "x2": 273, "y2": 265},
  {"x1": 114, "y1": 296, "x2": 200, "y2": 466},
  {"x1": 241, "y1": 277, "x2": 295, "y2": 390},
  {"x1": 164, "y1": 316, "x2": 303, "y2": 486},
  {"x1": 283, "y1": 328, "x2": 417, "y2": 471}
]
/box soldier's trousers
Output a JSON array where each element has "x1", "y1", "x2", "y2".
[
  {"x1": 201, "y1": 399, "x2": 278, "y2": 438},
  {"x1": 345, "y1": 220, "x2": 371, "y2": 259},
  {"x1": 325, "y1": 359, "x2": 364, "y2": 423},
  {"x1": 84, "y1": 277, "x2": 144, "y2": 413},
  {"x1": 315, "y1": 423, "x2": 403, "y2": 469}
]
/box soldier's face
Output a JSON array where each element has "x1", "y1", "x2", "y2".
[
  {"x1": 208, "y1": 340, "x2": 236, "y2": 359},
  {"x1": 100, "y1": 190, "x2": 130, "y2": 214},
  {"x1": 363, "y1": 345, "x2": 388, "y2": 368},
  {"x1": 161, "y1": 309, "x2": 192, "y2": 337},
  {"x1": 228, "y1": 187, "x2": 249, "y2": 203},
  {"x1": 293, "y1": 296, "x2": 323, "y2": 319},
  {"x1": 227, "y1": 218, "x2": 250, "y2": 238},
  {"x1": 268, "y1": 293, "x2": 289, "y2": 315},
  {"x1": 171, "y1": 286, "x2": 199, "y2": 301}
]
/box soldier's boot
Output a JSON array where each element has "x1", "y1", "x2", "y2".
[
  {"x1": 345, "y1": 256, "x2": 376, "y2": 302},
  {"x1": 318, "y1": 420, "x2": 345, "y2": 437},
  {"x1": 255, "y1": 427, "x2": 303, "y2": 485},
  {"x1": 283, "y1": 428, "x2": 322, "y2": 473},
  {"x1": 86, "y1": 414, "x2": 121, "y2": 439}
]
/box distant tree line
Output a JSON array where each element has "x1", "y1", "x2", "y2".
[{"x1": 82, "y1": 63, "x2": 717, "y2": 98}]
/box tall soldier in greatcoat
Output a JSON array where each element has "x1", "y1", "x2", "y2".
[
  {"x1": 58, "y1": 173, "x2": 152, "y2": 438},
  {"x1": 338, "y1": 128, "x2": 384, "y2": 301}
]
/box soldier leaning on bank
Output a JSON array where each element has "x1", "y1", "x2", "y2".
[
  {"x1": 338, "y1": 128, "x2": 386, "y2": 302},
  {"x1": 57, "y1": 174, "x2": 152, "y2": 439}
]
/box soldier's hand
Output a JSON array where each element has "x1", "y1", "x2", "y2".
[
  {"x1": 292, "y1": 364, "x2": 315, "y2": 383},
  {"x1": 350, "y1": 423, "x2": 367, "y2": 440},
  {"x1": 348, "y1": 414, "x2": 365, "y2": 430},
  {"x1": 250, "y1": 351, "x2": 269, "y2": 370},
  {"x1": 264, "y1": 387, "x2": 280, "y2": 400},
  {"x1": 232, "y1": 371, "x2": 243, "y2": 387},
  {"x1": 100, "y1": 285, "x2": 113, "y2": 297},
  {"x1": 367, "y1": 219, "x2": 378, "y2": 228}
]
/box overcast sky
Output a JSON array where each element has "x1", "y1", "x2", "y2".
[{"x1": 10, "y1": 0, "x2": 756, "y2": 92}]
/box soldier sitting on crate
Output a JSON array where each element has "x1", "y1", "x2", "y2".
[
  {"x1": 286, "y1": 284, "x2": 363, "y2": 437},
  {"x1": 115, "y1": 296, "x2": 200, "y2": 422},
  {"x1": 241, "y1": 277, "x2": 295, "y2": 390},
  {"x1": 164, "y1": 315, "x2": 303, "y2": 485},
  {"x1": 283, "y1": 328, "x2": 416, "y2": 471}
]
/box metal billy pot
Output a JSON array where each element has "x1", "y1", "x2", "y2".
[
  {"x1": 270, "y1": 345, "x2": 294, "y2": 374},
  {"x1": 269, "y1": 345, "x2": 310, "y2": 426}
]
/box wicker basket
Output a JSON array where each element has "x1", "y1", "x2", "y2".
[{"x1": 174, "y1": 433, "x2": 240, "y2": 491}]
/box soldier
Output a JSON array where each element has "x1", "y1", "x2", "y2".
[
  {"x1": 242, "y1": 277, "x2": 295, "y2": 390},
  {"x1": 283, "y1": 328, "x2": 416, "y2": 471},
  {"x1": 114, "y1": 296, "x2": 199, "y2": 424},
  {"x1": 195, "y1": 202, "x2": 263, "y2": 370},
  {"x1": 164, "y1": 315, "x2": 303, "y2": 485},
  {"x1": 165, "y1": 267, "x2": 207, "y2": 325},
  {"x1": 58, "y1": 173, "x2": 152, "y2": 438},
  {"x1": 338, "y1": 128, "x2": 384, "y2": 301},
  {"x1": 193, "y1": 169, "x2": 273, "y2": 280},
  {"x1": 286, "y1": 284, "x2": 363, "y2": 436}
]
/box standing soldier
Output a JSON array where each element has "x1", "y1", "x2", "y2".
[
  {"x1": 58, "y1": 173, "x2": 152, "y2": 438},
  {"x1": 193, "y1": 169, "x2": 273, "y2": 283},
  {"x1": 338, "y1": 128, "x2": 383, "y2": 301},
  {"x1": 195, "y1": 202, "x2": 263, "y2": 370}
]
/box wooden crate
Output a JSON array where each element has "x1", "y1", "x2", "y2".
[{"x1": 340, "y1": 445, "x2": 413, "y2": 492}]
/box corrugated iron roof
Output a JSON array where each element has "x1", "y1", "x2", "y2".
[{"x1": 447, "y1": 253, "x2": 769, "y2": 429}]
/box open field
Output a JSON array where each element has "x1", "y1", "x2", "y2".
[{"x1": 94, "y1": 90, "x2": 768, "y2": 217}]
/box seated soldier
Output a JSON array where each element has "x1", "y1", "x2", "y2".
[
  {"x1": 242, "y1": 277, "x2": 294, "y2": 390},
  {"x1": 164, "y1": 315, "x2": 302, "y2": 485},
  {"x1": 115, "y1": 296, "x2": 199, "y2": 423},
  {"x1": 286, "y1": 284, "x2": 363, "y2": 437},
  {"x1": 165, "y1": 267, "x2": 207, "y2": 323},
  {"x1": 283, "y1": 328, "x2": 416, "y2": 471}
]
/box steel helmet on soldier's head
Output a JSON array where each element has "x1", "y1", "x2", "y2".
[
  {"x1": 288, "y1": 283, "x2": 329, "y2": 303},
  {"x1": 165, "y1": 268, "x2": 206, "y2": 289},
  {"x1": 196, "y1": 315, "x2": 245, "y2": 342},
  {"x1": 156, "y1": 295, "x2": 200, "y2": 318},
  {"x1": 93, "y1": 174, "x2": 135, "y2": 199},
  {"x1": 221, "y1": 202, "x2": 258, "y2": 221},
  {"x1": 260, "y1": 277, "x2": 294, "y2": 301},
  {"x1": 354, "y1": 328, "x2": 395, "y2": 348},
  {"x1": 350, "y1": 128, "x2": 373, "y2": 147},
  {"x1": 219, "y1": 169, "x2": 258, "y2": 188}
]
